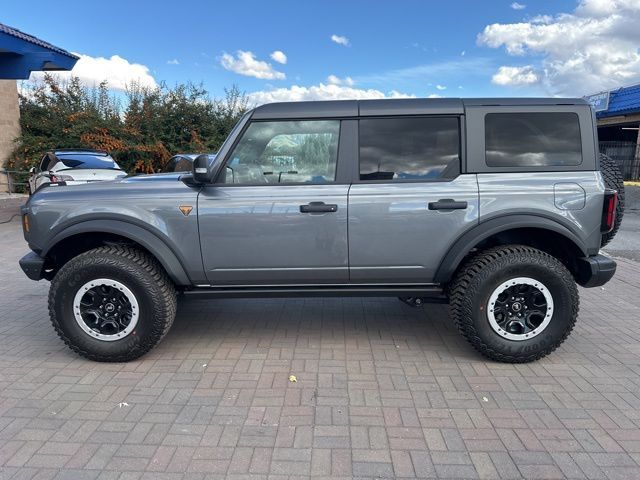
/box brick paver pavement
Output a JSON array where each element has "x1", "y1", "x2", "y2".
[{"x1": 1, "y1": 219, "x2": 640, "y2": 479}]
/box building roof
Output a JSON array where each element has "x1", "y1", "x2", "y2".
[
  {"x1": 597, "y1": 84, "x2": 640, "y2": 119},
  {"x1": 252, "y1": 97, "x2": 587, "y2": 119},
  {"x1": 0, "y1": 22, "x2": 78, "y2": 79}
]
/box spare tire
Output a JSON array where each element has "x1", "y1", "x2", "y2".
[{"x1": 600, "y1": 153, "x2": 624, "y2": 247}]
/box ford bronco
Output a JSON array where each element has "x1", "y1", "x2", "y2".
[{"x1": 19, "y1": 98, "x2": 624, "y2": 363}]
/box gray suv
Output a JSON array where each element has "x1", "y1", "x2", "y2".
[{"x1": 19, "y1": 98, "x2": 623, "y2": 363}]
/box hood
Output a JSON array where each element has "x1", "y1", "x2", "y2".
[{"x1": 28, "y1": 172, "x2": 191, "y2": 206}]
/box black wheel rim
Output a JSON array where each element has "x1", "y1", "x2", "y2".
[
  {"x1": 73, "y1": 279, "x2": 139, "y2": 341},
  {"x1": 487, "y1": 277, "x2": 554, "y2": 341}
]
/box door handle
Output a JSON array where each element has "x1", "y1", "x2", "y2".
[
  {"x1": 428, "y1": 199, "x2": 468, "y2": 210},
  {"x1": 300, "y1": 202, "x2": 338, "y2": 213}
]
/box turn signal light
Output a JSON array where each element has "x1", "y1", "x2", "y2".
[{"x1": 22, "y1": 214, "x2": 30, "y2": 233}]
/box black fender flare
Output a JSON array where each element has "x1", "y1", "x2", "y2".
[
  {"x1": 42, "y1": 219, "x2": 192, "y2": 286},
  {"x1": 434, "y1": 214, "x2": 588, "y2": 284}
]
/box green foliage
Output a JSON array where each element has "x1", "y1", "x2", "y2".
[{"x1": 10, "y1": 75, "x2": 248, "y2": 174}]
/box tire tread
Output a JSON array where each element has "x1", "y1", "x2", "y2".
[{"x1": 600, "y1": 153, "x2": 625, "y2": 247}]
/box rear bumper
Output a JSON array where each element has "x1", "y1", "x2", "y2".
[
  {"x1": 19, "y1": 251, "x2": 46, "y2": 281},
  {"x1": 575, "y1": 254, "x2": 616, "y2": 288}
]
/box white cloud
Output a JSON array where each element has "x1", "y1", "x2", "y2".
[
  {"x1": 30, "y1": 53, "x2": 157, "y2": 90},
  {"x1": 220, "y1": 50, "x2": 285, "y2": 80},
  {"x1": 248, "y1": 83, "x2": 414, "y2": 105},
  {"x1": 492, "y1": 65, "x2": 539, "y2": 85},
  {"x1": 270, "y1": 50, "x2": 287, "y2": 65},
  {"x1": 478, "y1": 0, "x2": 640, "y2": 95},
  {"x1": 167, "y1": 59, "x2": 179, "y2": 65},
  {"x1": 326, "y1": 75, "x2": 355, "y2": 86},
  {"x1": 427, "y1": 94, "x2": 443, "y2": 98},
  {"x1": 510, "y1": 2, "x2": 526, "y2": 10},
  {"x1": 356, "y1": 57, "x2": 493, "y2": 86},
  {"x1": 331, "y1": 34, "x2": 350, "y2": 46},
  {"x1": 436, "y1": 84, "x2": 447, "y2": 90}
]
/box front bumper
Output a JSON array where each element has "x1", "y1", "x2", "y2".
[
  {"x1": 575, "y1": 254, "x2": 616, "y2": 288},
  {"x1": 19, "y1": 251, "x2": 46, "y2": 281}
]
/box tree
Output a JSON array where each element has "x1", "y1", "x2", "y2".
[{"x1": 10, "y1": 75, "x2": 248, "y2": 175}]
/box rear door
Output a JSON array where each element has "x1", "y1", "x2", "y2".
[
  {"x1": 198, "y1": 118, "x2": 353, "y2": 285},
  {"x1": 348, "y1": 115, "x2": 479, "y2": 283}
]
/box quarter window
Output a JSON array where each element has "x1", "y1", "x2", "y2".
[
  {"x1": 359, "y1": 117, "x2": 460, "y2": 181},
  {"x1": 221, "y1": 120, "x2": 340, "y2": 184},
  {"x1": 485, "y1": 113, "x2": 582, "y2": 167}
]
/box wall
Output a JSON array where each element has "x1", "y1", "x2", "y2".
[{"x1": 0, "y1": 80, "x2": 21, "y2": 193}]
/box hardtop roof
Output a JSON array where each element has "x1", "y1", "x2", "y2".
[{"x1": 250, "y1": 97, "x2": 589, "y2": 119}]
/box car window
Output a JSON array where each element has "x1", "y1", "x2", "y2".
[
  {"x1": 165, "y1": 156, "x2": 193, "y2": 173},
  {"x1": 39, "y1": 155, "x2": 48, "y2": 172},
  {"x1": 221, "y1": 120, "x2": 340, "y2": 184},
  {"x1": 54, "y1": 154, "x2": 121, "y2": 171},
  {"x1": 359, "y1": 117, "x2": 460, "y2": 181},
  {"x1": 485, "y1": 113, "x2": 582, "y2": 167}
]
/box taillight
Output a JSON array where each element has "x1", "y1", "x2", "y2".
[
  {"x1": 48, "y1": 173, "x2": 73, "y2": 183},
  {"x1": 601, "y1": 189, "x2": 618, "y2": 233}
]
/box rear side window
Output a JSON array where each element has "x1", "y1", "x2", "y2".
[
  {"x1": 164, "y1": 156, "x2": 193, "y2": 173},
  {"x1": 359, "y1": 117, "x2": 460, "y2": 181},
  {"x1": 485, "y1": 113, "x2": 582, "y2": 167}
]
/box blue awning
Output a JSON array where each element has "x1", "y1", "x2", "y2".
[
  {"x1": 0, "y1": 22, "x2": 78, "y2": 79},
  {"x1": 594, "y1": 83, "x2": 640, "y2": 119}
]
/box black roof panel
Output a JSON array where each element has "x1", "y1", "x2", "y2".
[
  {"x1": 360, "y1": 98, "x2": 463, "y2": 116},
  {"x1": 252, "y1": 100, "x2": 358, "y2": 119}
]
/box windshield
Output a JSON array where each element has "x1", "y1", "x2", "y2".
[
  {"x1": 210, "y1": 112, "x2": 252, "y2": 172},
  {"x1": 54, "y1": 154, "x2": 121, "y2": 171}
]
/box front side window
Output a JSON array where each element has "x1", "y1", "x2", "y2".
[
  {"x1": 485, "y1": 113, "x2": 582, "y2": 167},
  {"x1": 221, "y1": 120, "x2": 340, "y2": 184},
  {"x1": 359, "y1": 117, "x2": 460, "y2": 181}
]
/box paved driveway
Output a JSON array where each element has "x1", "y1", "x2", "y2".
[{"x1": 1, "y1": 219, "x2": 640, "y2": 480}]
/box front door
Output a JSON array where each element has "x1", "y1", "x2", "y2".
[
  {"x1": 199, "y1": 119, "x2": 350, "y2": 285},
  {"x1": 348, "y1": 116, "x2": 479, "y2": 283}
]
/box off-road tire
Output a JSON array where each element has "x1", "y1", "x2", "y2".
[
  {"x1": 449, "y1": 245, "x2": 578, "y2": 363},
  {"x1": 600, "y1": 153, "x2": 625, "y2": 247},
  {"x1": 49, "y1": 246, "x2": 177, "y2": 362}
]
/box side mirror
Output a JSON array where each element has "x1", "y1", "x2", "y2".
[
  {"x1": 29, "y1": 167, "x2": 36, "y2": 176},
  {"x1": 192, "y1": 154, "x2": 209, "y2": 183}
]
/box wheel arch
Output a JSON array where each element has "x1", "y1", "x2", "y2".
[
  {"x1": 435, "y1": 215, "x2": 588, "y2": 284},
  {"x1": 42, "y1": 220, "x2": 192, "y2": 286}
]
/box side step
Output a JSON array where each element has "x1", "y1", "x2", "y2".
[{"x1": 182, "y1": 284, "x2": 448, "y2": 303}]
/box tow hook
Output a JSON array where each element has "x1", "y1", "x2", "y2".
[{"x1": 398, "y1": 297, "x2": 425, "y2": 308}]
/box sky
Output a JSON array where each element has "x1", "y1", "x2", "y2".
[{"x1": 3, "y1": 0, "x2": 640, "y2": 105}]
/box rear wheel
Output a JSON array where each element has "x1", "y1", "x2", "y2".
[
  {"x1": 600, "y1": 153, "x2": 625, "y2": 247},
  {"x1": 449, "y1": 245, "x2": 578, "y2": 363},
  {"x1": 49, "y1": 246, "x2": 177, "y2": 362}
]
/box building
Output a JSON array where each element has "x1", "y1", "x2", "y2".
[
  {"x1": 0, "y1": 22, "x2": 78, "y2": 192},
  {"x1": 586, "y1": 84, "x2": 640, "y2": 180}
]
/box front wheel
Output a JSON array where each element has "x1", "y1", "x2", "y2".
[
  {"x1": 49, "y1": 246, "x2": 177, "y2": 362},
  {"x1": 449, "y1": 245, "x2": 578, "y2": 363}
]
